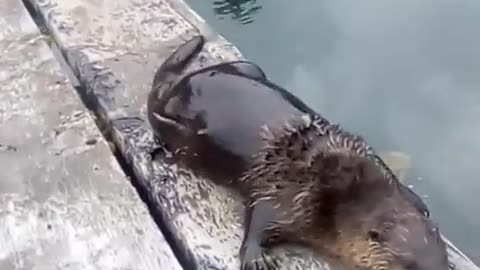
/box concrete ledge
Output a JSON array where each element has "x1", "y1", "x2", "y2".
[
  {"x1": 22, "y1": 0, "x2": 479, "y2": 269},
  {"x1": 0, "y1": 1, "x2": 181, "y2": 269}
]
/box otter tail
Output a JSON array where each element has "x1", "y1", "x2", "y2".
[{"x1": 151, "y1": 35, "x2": 205, "y2": 90}]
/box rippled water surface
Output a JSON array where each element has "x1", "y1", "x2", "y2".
[{"x1": 186, "y1": 0, "x2": 480, "y2": 260}]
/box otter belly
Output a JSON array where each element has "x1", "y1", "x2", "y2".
[{"x1": 148, "y1": 61, "x2": 316, "y2": 182}]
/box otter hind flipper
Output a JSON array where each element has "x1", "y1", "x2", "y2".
[
  {"x1": 147, "y1": 36, "x2": 205, "y2": 139},
  {"x1": 152, "y1": 35, "x2": 205, "y2": 91}
]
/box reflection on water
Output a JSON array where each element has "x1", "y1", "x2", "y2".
[
  {"x1": 212, "y1": 0, "x2": 262, "y2": 24},
  {"x1": 187, "y1": 0, "x2": 480, "y2": 262}
]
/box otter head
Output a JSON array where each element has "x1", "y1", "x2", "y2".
[
  {"x1": 366, "y1": 214, "x2": 448, "y2": 270},
  {"x1": 323, "y1": 153, "x2": 450, "y2": 270},
  {"x1": 336, "y1": 197, "x2": 450, "y2": 270}
]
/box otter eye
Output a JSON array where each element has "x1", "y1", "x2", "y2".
[{"x1": 368, "y1": 230, "x2": 381, "y2": 242}]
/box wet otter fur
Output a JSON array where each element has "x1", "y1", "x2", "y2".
[
  {"x1": 238, "y1": 113, "x2": 450, "y2": 270},
  {"x1": 146, "y1": 36, "x2": 450, "y2": 270}
]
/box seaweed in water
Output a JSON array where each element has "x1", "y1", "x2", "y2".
[{"x1": 213, "y1": 0, "x2": 262, "y2": 25}]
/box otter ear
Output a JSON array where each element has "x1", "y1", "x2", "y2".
[{"x1": 367, "y1": 229, "x2": 382, "y2": 242}]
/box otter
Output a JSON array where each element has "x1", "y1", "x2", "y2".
[{"x1": 146, "y1": 35, "x2": 448, "y2": 270}]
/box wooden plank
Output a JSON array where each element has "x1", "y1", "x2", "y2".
[
  {"x1": 23, "y1": 0, "x2": 480, "y2": 269},
  {"x1": 0, "y1": 1, "x2": 182, "y2": 270}
]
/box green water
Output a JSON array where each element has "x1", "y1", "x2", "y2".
[{"x1": 186, "y1": 0, "x2": 480, "y2": 260}]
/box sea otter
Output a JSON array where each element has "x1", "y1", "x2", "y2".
[{"x1": 146, "y1": 35, "x2": 448, "y2": 270}]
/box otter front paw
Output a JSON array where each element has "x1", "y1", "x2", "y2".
[{"x1": 240, "y1": 242, "x2": 280, "y2": 270}]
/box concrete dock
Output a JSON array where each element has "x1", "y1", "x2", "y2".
[
  {"x1": 0, "y1": 0, "x2": 478, "y2": 269},
  {"x1": 0, "y1": 0, "x2": 181, "y2": 269}
]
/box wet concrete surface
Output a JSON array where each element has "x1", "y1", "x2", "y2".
[
  {"x1": 0, "y1": 0, "x2": 182, "y2": 269},
  {"x1": 2, "y1": 0, "x2": 478, "y2": 269}
]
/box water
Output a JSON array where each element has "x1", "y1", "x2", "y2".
[{"x1": 186, "y1": 0, "x2": 480, "y2": 261}]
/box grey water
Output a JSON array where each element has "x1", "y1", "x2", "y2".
[{"x1": 186, "y1": 0, "x2": 480, "y2": 261}]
